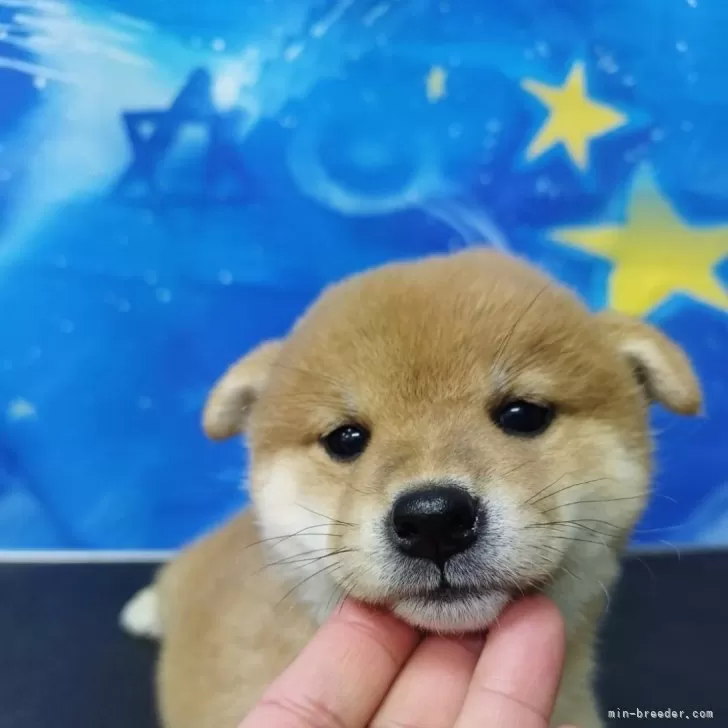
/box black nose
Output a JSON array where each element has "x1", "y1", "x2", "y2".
[{"x1": 390, "y1": 486, "x2": 479, "y2": 565}]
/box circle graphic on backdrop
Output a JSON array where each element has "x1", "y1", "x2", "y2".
[{"x1": 288, "y1": 110, "x2": 443, "y2": 216}]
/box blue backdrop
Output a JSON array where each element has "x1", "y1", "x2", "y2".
[{"x1": 0, "y1": 0, "x2": 726, "y2": 550}]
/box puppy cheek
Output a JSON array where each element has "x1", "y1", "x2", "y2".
[
  {"x1": 568, "y1": 431, "x2": 650, "y2": 530},
  {"x1": 530, "y1": 431, "x2": 650, "y2": 561},
  {"x1": 252, "y1": 456, "x2": 336, "y2": 550},
  {"x1": 346, "y1": 502, "x2": 397, "y2": 596},
  {"x1": 478, "y1": 480, "x2": 543, "y2": 575}
]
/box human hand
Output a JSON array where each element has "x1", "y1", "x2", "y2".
[{"x1": 240, "y1": 594, "x2": 575, "y2": 728}]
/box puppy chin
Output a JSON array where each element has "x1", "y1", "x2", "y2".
[{"x1": 392, "y1": 590, "x2": 512, "y2": 634}]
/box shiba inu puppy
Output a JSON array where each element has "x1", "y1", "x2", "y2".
[{"x1": 122, "y1": 249, "x2": 700, "y2": 728}]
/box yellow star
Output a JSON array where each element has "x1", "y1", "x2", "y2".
[
  {"x1": 522, "y1": 61, "x2": 627, "y2": 170},
  {"x1": 553, "y1": 172, "x2": 728, "y2": 315},
  {"x1": 426, "y1": 66, "x2": 447, "y2": 103}
]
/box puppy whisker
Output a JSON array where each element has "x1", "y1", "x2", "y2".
[
  {"x1": 262, "y1": 547, "x2": 355, "y2": 571},
  {"x1": 657, "y1": 539, "x2": 682, "y2": 559},
  {"x1": 274, "y1": 561, "x2": 344, "y2": 611},
  {"x1": 500, "y1": 458, "x2": 539, "y2": 480},
  {"x1": 242, "y1": 524, "x2": 345, "y2": 553},
  {"x1": 527, "y1": 477, "x2": 613, "y2": 507},
  {"x1": 522, "y1": 473, "x2": 568, "y2": 508},
  {"x1": 541, "y1": 494, "x2": 649, "y2": 514},
  {"x1": 324, "y1": 574, "x2": 347, "y2": 615},
  {"x1": 525, "y1": 521, "x2": 619, "y2": 539},
  {"x1": 266, "y1": 552, "x2": 356, "y2": 580},
  {"x1": 544, "y1": 534, "x2": 611, "y2": 548},
  {"x1": 597, "y1": 579, "x2": 611, "y2": 613},
  {"x1": 630, "y1": 555, "x2": 657, "y2": 580},
  {"x1": 528, "y1": 542, "x2": 564, "y2": 557},
  {"x1": 328, "y1": 571, "x2": 359, "y2": 616},
  {"x1": 296, "y1": 503, "x2": 357, "y2": 528},
  {"x1": 491, "y1": 282, "x2": 551, "y2": 375},
  {"x1": 566, "y1": 518, "x2": 622, "y2": 530},
  {"x1": 560, "y1": 565, "x2": 582, "y2": 582}
]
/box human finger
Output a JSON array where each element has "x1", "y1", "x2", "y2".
[
  {"x1": 371, "y1": 633, "x2": 485, "y2": 728},
  {"x1": 455, "y1": 595, "x2": 565, "y2": 728},
  {"x1": 239, "y1": 599, "x2": 419, "y2": 728}
]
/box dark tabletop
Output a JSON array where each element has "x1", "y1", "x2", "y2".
[{"x1": 0, "y1": 551, "x2": 725, "y2": 727}]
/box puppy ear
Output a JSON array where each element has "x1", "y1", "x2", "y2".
[
  {"x1": 202, "y1": 340, "x2": 282, "y2": 440},
  {"x1": 596, "y1": 312, "x2": 702, "y2": 416}
]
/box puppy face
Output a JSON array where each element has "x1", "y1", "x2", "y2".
[{"x1": 205, "y1": 250, "x2": 700, "y2": 632}]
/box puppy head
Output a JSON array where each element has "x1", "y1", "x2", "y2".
[{"x1": 205, "y1": 250, "x2": 700, "y2": 632}]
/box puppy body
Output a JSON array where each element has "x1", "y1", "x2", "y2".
[
  {"x1": 152, "y1": 510, "x2": 606, "y2": 728},
  {"x1": 151, "y1": 512, "x2": 315, "y2": 728},
  {"x1": 125, "y1": 250, "x2": 700, "y2": 728}
]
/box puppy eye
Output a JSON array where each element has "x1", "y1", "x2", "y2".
[
  {"x1": 321, "y1": 424, "x2": 370, "y2": 461},
  {"x1": 492, "y1": 400, "x2": 555, "y2": 437}
]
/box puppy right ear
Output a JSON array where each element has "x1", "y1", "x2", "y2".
[
  {"x1": 202, "y1": 340, "x2": 282, "y2": 440},
  {"x1": 596, "y1": 312, "x2": 702, "y2": 416}
]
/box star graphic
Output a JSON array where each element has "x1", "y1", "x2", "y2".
[
  {"x1": 426, "y1": 66, "x2": 447, "y2": 103},
  {"x1": 115, "y1": 67, "x2": 249, "y2": 201},
  {"x1": 552, "y1": 170, "x2": 728, "y2": 315},
  {"x1": 7, "y1": 398, "x2": 37, "y2": 421},
  {"x1": 116, "y1": 68, "x2": 215, "y2": 194},
  {"x1": 522, "y1": 61, "x2": 627, "y2": 170}
]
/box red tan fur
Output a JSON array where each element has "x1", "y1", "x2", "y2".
[{"x1": 121, "y1": 249, "x2": 701, "y2": 728}]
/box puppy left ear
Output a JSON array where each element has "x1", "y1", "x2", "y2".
[
  {"x1": 596, "y1": 312, "x2": 702, "y2": 416},
  {"x1": 202, "y1": 339, "x2": 282, "y2": 440}
]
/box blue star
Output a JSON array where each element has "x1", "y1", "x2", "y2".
[{"x1": 115, "y1": 67, "x2": 250, "y2": 203}]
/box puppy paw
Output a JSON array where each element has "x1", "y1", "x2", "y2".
[{"x1": 120, "y1": 586, "x2": 162, "y2": 640}]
